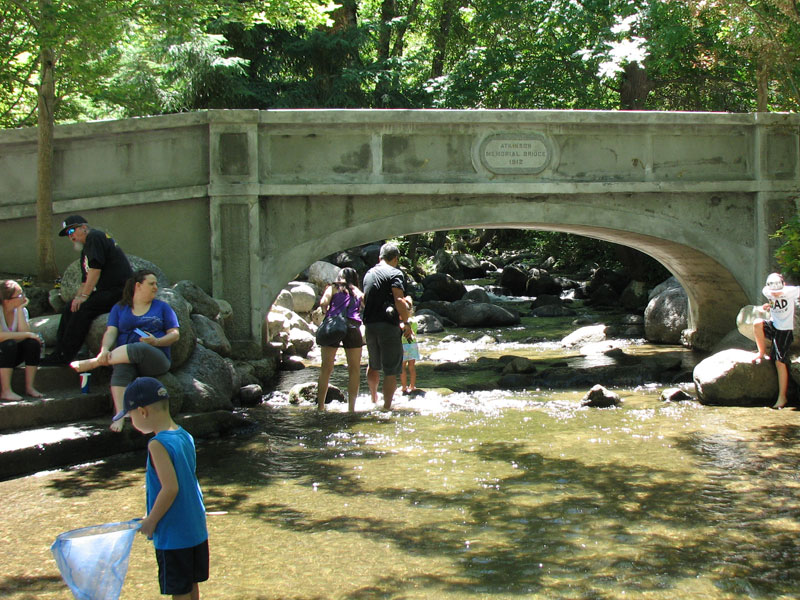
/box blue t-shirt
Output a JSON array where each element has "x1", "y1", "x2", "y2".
[
  {"x1": 108, "y1": 299, "x2": 179, "y2": 360},
  {"x1": 146, "y1": 427, "x2": 208, "y2": 550}
]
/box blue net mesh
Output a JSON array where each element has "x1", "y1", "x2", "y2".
[{"x1": 50, "y1": 519, "x2": 141, "y2": 600}]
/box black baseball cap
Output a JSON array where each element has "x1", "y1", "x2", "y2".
[
  {"x1": 112, "y1": 377, "x2": 169, "y2": 421},
  {"x1": 58, "y1": 215, "x2": 87, "y2": 237}
]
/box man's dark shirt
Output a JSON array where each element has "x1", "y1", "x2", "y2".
[
  {"x1": 81, "y1": 229, "x2": 132, "y2": 291},
  {"x1": 362, "y1": 262, "x2": 405, "y2": 325}
]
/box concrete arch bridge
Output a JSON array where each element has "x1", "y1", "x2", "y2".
[{"x1": 0, "y1": 109, "x2": 798, "y2": 350}]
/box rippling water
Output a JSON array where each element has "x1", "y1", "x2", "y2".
[{"x1": 2, "y1": 330, "x2": 800, "y2": 599}]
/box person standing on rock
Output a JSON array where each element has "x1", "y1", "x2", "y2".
[
  {"x1": 362, "y1": 243, "x2": 412, "y2": 410},
  {"x1": 753, "y1": 272, "x2": 800, "y2": 409},
  {"x1": 41, "y1": 216, "x2": 132, "y2": 366}
]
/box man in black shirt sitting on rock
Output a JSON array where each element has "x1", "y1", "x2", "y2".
[{"x1": 41, "y1": 215, "x2": 133, "y2": 366}]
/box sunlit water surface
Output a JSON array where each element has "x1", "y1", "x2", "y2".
[{"x1": 2, "y1": 334, "x2": 800, "y2": 599}]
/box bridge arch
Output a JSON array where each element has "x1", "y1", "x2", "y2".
[
  {"x1": 263, "y1": 190, "x2": 752, "y2": 349},
  {"x1": 0, "y1": 109, "x2": 797, "y2": 350}
]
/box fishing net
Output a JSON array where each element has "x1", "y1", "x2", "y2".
[{"x1": 51, "y1": 519, "x2": 141, "y2": 600}]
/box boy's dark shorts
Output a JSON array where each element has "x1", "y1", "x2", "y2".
[
  {"x1": 155, "y1": 539, "x2": 209, "y2": 596},
  {"x1": 763, "y1": 321, "x2": 794, "y2": 365}
]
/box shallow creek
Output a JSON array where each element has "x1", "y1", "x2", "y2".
[{"x1": 2, "y1": 306, "x2": 800, "y2": 599}]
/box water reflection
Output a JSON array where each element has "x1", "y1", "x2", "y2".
[{"x1": 3, "y1": 325, "x2": 800, "y2": 599}]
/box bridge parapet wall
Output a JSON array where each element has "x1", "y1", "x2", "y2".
[{"x1": 0, "y1": 110, "x2": 798, "y2": 347}]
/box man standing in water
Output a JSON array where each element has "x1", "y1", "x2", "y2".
[
  {"x1": 42, "y1": 216, "x2": 132, "y2": 366},
  {"x1": 362, "y1": 243, "x2": 412, "y2": 410},
  {"x1": 753, "y1": 272, "x2": 800, "y2": 409}
]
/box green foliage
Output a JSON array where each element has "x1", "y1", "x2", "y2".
[
  {"x1": 772, "y1": 213, "x2": 800, "y2": 280},
  {"x1": 642, "y1": 1, "x2": 757, "y2": 111}
]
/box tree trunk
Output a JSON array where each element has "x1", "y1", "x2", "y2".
[
  {"x1": 619, "y1": 62, "x2": 651, "y2": 110},
  {"x1": 432, "y1": 230, "x2": 449, "y2": 251},
  {"x1": 374, "y1": 0, "x2": 396, "y2": 106},
  {"x1": 406, "y1": 234, "x2": 421, "y2": 266},
  {"x1": 36, "y1": 37, "x2": 58, "y2": 282},
  {"x1": 392, "y1": 0, "x2": 420, "y2": 57},
  {"x1": 431, "y1": 0, "x2": 459, "y2": 78},
  {"x1": 757, "y1": 59, "x2": 769, "y2": 112}
]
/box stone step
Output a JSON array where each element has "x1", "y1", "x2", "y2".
[
  {"x1": 0, "y1": 390, "x2": 113, "y2": 433},
  {"x1": 3, "y1": 366, "x2": 115, "y2": 432},
  {"x1": 10, "y1": 364, "x2": 113, "y2": 394},
  {"x1": 0, "y1": 410, "x2": 252, "y2": 481}
]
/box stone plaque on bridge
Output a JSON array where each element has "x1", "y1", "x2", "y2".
[{"x1": 478, "y1": 134, "x2": 552, "y2": 175}]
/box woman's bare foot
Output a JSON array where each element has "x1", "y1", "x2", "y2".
[
  {"x1": 70, "y1": 359, "x2": 97, "y2": 373},
  {"x1": 1, "y1": 391, "x2": 22, "y2": 401},
  {"x1": 25, "y1": 388, "x2": 43, "y2": 398},
  {"x1": 109, "y1": 419, "x2": 124, "y2": 433},
  {"x1": 772, "y1": 398, "x2": 788, "y2": 410}
]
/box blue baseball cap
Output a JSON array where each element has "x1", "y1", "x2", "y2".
[{"x1": 112, "y1": 377, "x2": 169, "y2": 421}]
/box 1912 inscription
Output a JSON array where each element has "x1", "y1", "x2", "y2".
[{"x1": 479, "y1": 134, "x2": 551, "y2": 174}]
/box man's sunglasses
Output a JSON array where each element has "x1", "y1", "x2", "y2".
[{"x1": 66, "y1": 227, "x2": 77, "y2": 236}]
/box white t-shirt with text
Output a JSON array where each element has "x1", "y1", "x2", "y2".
[{"x1": 763, "y1": 285, "x2": 800, "y2": 331}]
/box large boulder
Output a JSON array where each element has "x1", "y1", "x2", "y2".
[
  {"x1": 649, "y1": 276, "x2": 682, "y2": 300},
  {"x1": 581, "y1": 384, "x2": 621, "y2": 408},
  {"x1": 307, "y1": 261, "x2": 341, "y2": 290},
  {"x1": 420, "y1": 273, "x2": 467, "y2": 302},
  {"x1": 502, "y1": 357, "x2": 537, "y2": 375},
  {"x1": 433, "y1": 249, "x2": 487, "y2": 279},
  {"x1": 332, "y1": 250, "x2": 367, "y2": 274},
  {"x1": 288, "y1": 328, "x2": 315, "y2": 357},
  {"x1": 21, "y1": 284, "x2": 51, "y2": 318},
  {"x1": 644, "y1": 285, "x2": 688, "y2": 344},
  {"x1": 155, "y1": 287, "x2": 196, "y2": 369},
  {"x1": 29, "y1": 315, "x2": 61, "y2": 347},
  {"x1": 449, "y1": 299, "x2": 520, "y2": 327},
  {"x1": 191, "y1": 314, "x2": 232, "y2": 357},
  {"x1": 463, "y1": 287, "x2": 492, "y2": 304},
  {"x1": 525, "y1": 269, "x2": 562, "y2": 297},
  {"x1": 86, "y1": 313, "x2": 110, "y2": 354},
  {"x1": 171, "y1": 280, "x2": 220, "y2": 320},
  {"x1": 272, "y1": 289, "x2": 294, "y2": 311},
  {"x1": 499, "y1": 265, "x2": 528, "y2": 296},
  {"x1": 619, "y1": 280, "x2": 649, "y2": 311},
  {"x1": 172, "y1": 344, "x2": 236, "y2": 412},
  {"x1": 562, "y1": 325, "x2": 608, "y2": 348},
  {"x1": 59, "y1": 254, "x2": 168, "y2": 302},
  {"x1": 414, "y1": 311, "x2": 446, "y2": 334},
  {"x1": 693, "y1": 349, "x2": 778, "y2": 406},
  {"x1": 158, "y1": 371, "x2": 186, "y2": 416},
  {"x1": 588, "y1": 267, "x2": 630, "y2": 295},
  {"x1": 267, "y1": 305, "x2": 315, "y2": 354},
  {"x1": 287, "y1": 282, "x2": 317, "y2": 314}
]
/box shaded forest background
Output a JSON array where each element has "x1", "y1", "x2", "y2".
[{"x1": 2, "y1": 0, "x2": 799, "y2": 280}]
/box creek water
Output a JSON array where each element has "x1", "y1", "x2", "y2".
[{"x1": 2, "y1": 304, "x2": 800, "y2": 599}]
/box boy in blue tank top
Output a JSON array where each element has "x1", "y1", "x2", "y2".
[{"x1": 113, "y1": 377, "x2": 209, "y2": 599}]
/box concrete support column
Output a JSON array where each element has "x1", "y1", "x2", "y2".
[
  {"x1": 208, "y1": 112, "x2": 263, "y2": 341},
  {"x1": 752, "y1": 114, "x2": 800, "y2": 301}
]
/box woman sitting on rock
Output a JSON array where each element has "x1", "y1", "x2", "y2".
[
  {"x1": 70, "y1": 269, "x2": 179, "y2": 431},
  {"x1": 0, "y1": 280, "x2": 43, "y2": 400}
]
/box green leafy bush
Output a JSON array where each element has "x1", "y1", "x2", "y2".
[{"x1": 772, "y1": 213, "x2": 800, "y2": 280}]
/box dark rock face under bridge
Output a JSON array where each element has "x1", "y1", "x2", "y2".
[{"x1": 1, "y1": 109, "x2": 798, "y2": 349}]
